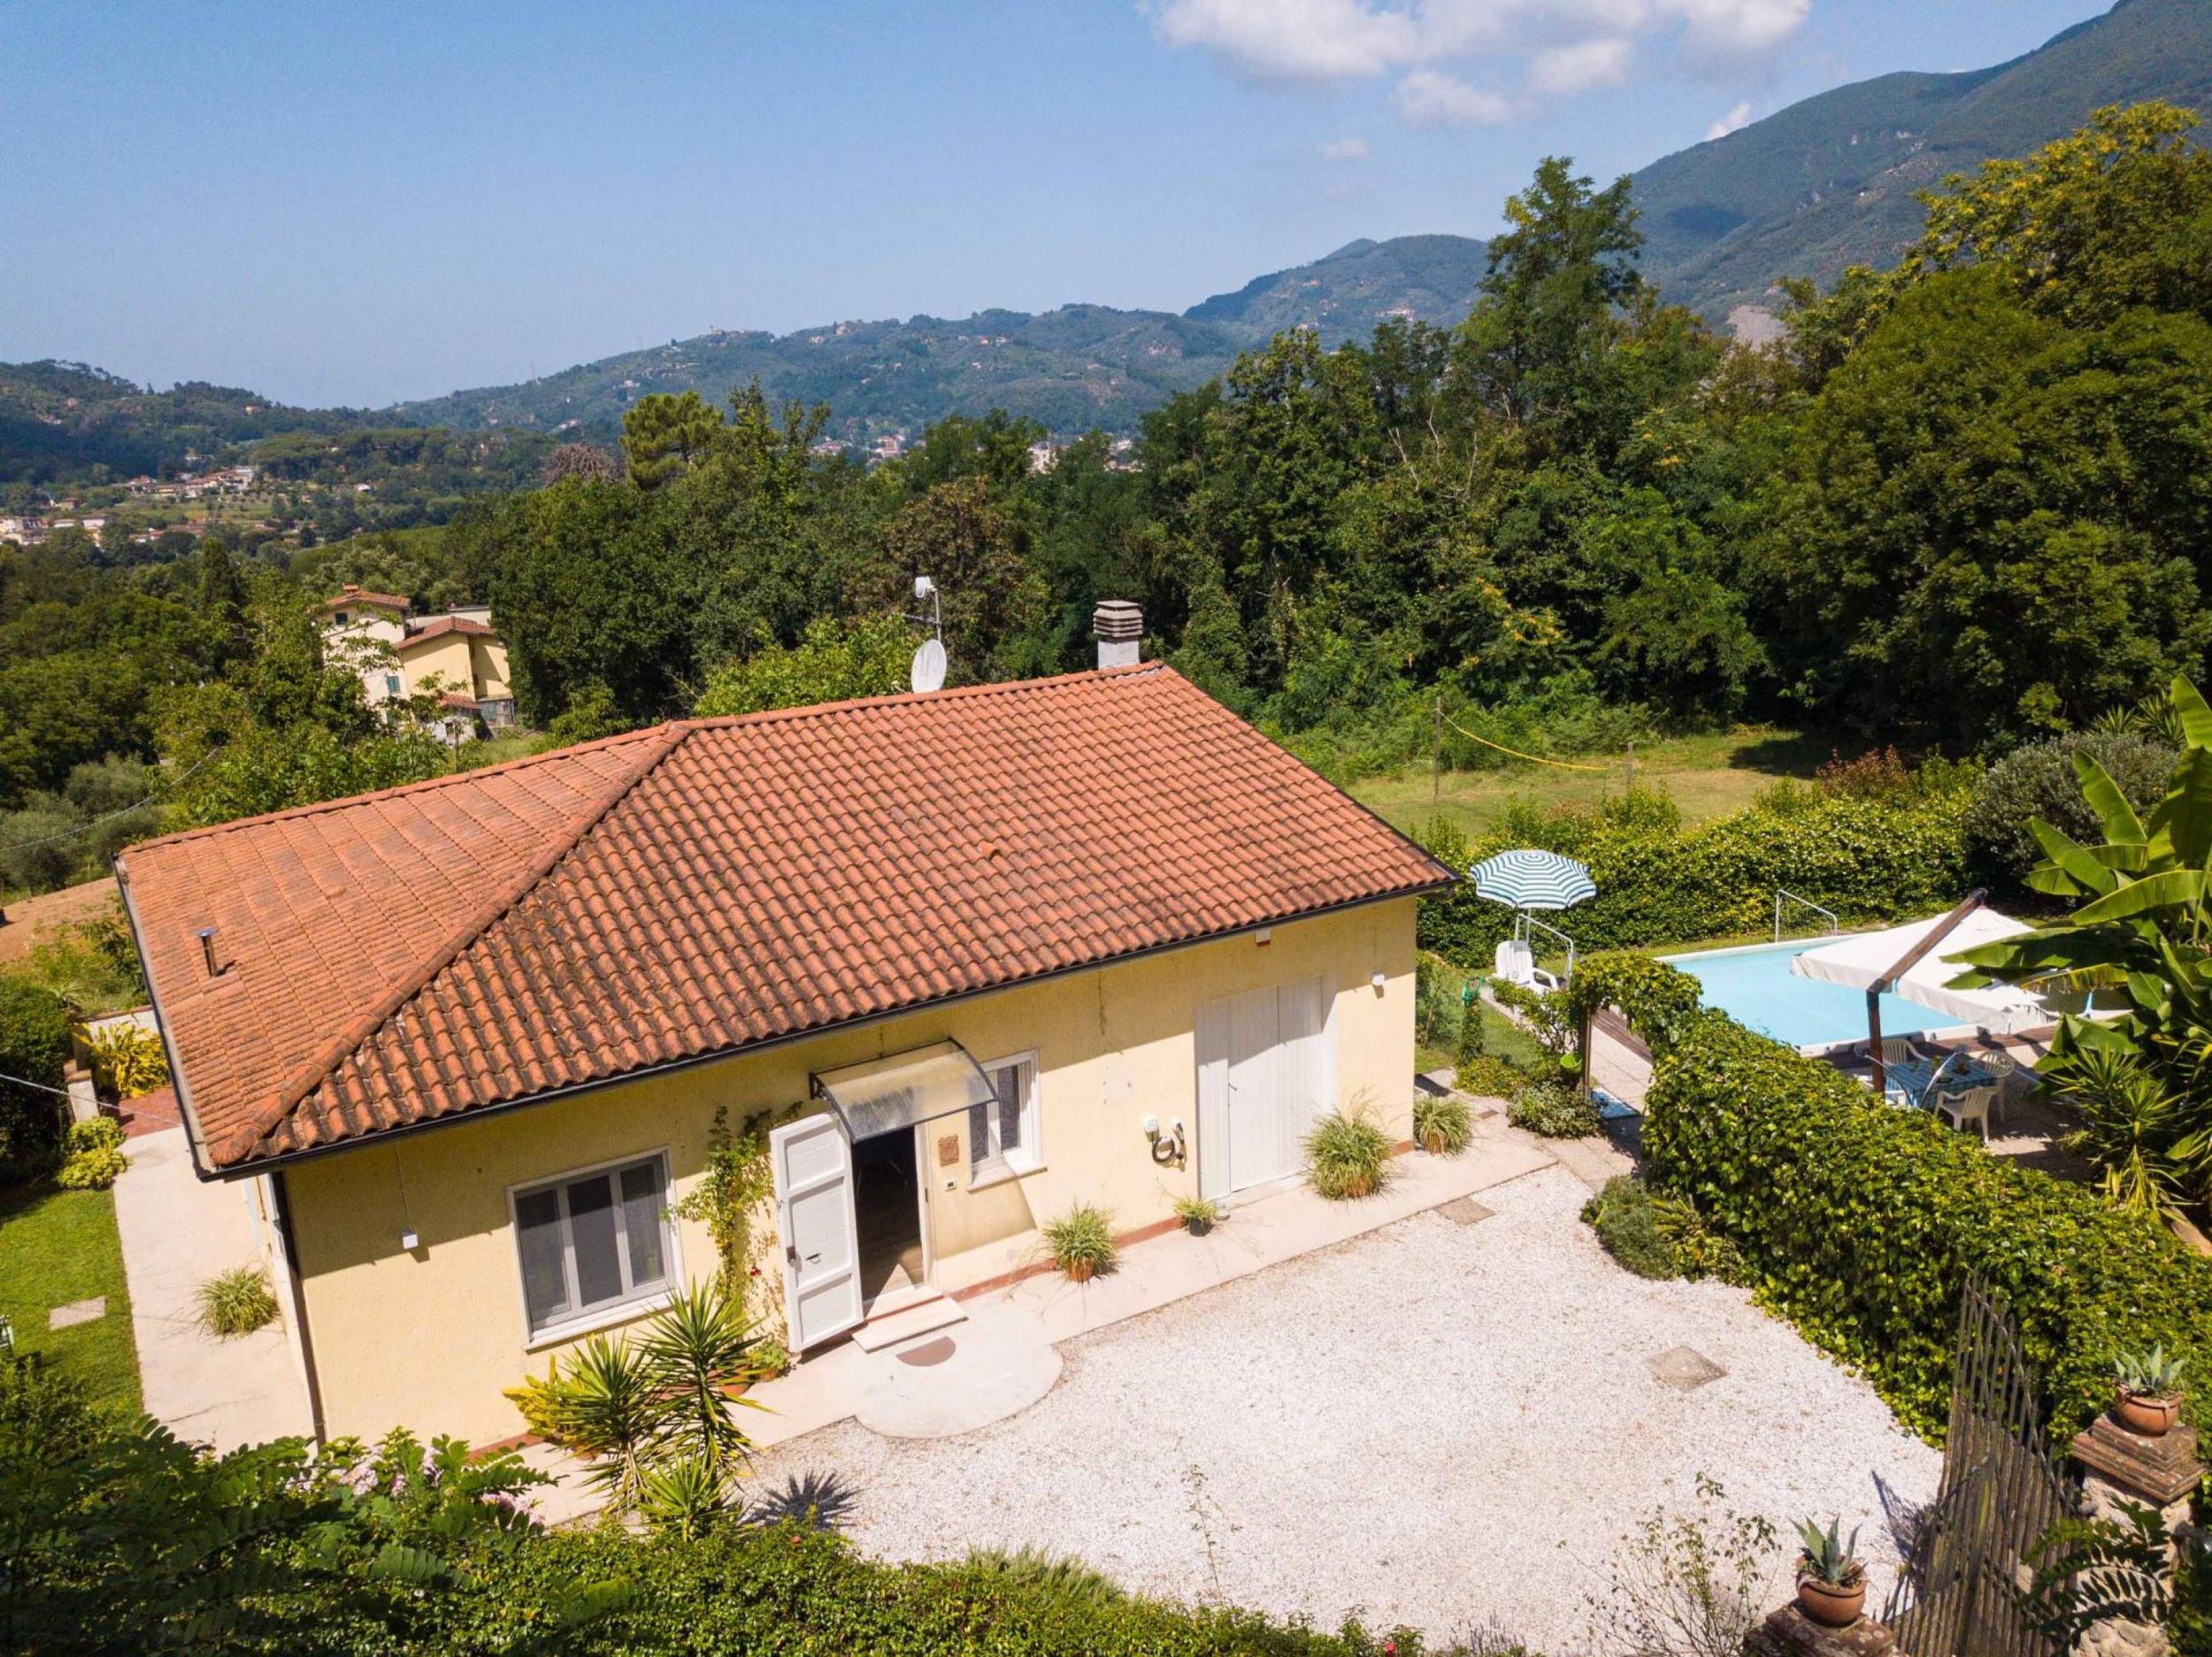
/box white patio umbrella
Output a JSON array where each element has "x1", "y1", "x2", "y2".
[
  {"x1": 1790, "y1": 908, "x2": 2046, "y2": 1032},
  {"x1": 1467, "y1": 849, "x2": 1596, "y2": 912}
]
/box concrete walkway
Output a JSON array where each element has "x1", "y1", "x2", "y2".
[{"x1": 111, "y1": 1127, "x2": 312, "y2": 1450}]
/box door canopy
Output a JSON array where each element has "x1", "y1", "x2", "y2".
[{"x1": 813, "y1": 1039, "x2": 997, "y2": 1140}]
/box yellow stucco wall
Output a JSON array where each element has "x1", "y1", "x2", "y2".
[{"x1": 282, "y1": 896, "x2": 1418, "y2": 1445}]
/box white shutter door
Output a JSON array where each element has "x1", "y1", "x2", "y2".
[
  {"x1": 1195, "y1": 997, "x2": 1233, "y2": 1201},
  {"x1": 1227, "y1": 984, "x2": 1284, "y2": 1190},
  {"x1": 770, "y1": 1115, "x2": 864, "y2": 1351},
  {"x1": 1279, "y1": 976, "x2": 1331, "y2": 1137}
]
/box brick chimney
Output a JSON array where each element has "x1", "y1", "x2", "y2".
[{"x1": 1093, "y1": 600, "x2": 1142, "y2": 671}]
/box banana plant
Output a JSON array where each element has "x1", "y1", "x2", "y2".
[{"x1": 1952, "y1": 677, "x2": 2212, "y2": 1206}]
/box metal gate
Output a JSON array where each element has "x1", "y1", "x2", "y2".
[{"x1": 1885, "y1": 1277, "x2": 2077, "y2": 1657}]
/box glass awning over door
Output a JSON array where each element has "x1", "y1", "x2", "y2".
[{"x1": 812, "y1": 1039, "x2": 996, "y2": 1140}]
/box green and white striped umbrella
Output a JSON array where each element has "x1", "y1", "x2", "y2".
[{"x1": 1468, "y1": 848, "x2": 1596, "y2": 911}]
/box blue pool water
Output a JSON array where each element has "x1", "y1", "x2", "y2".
[{"x1": 1661, "y1": 940, "x2": 1961, "y2": 1050}]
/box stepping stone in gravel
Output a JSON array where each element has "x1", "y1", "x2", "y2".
[
  {"x1": 1439, "y1": 1196, "x2": 1494, "y2": 1226},
  {"x1": 49, "y1": 1297, "x2": 105, "y2": 1330},
  {"x1": 1648, "y1": 1345, "x2": 1726, "y2": 1392}
]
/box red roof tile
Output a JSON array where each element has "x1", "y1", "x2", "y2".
[
  {"x1": 316, "y1": 584, "x2": 409, "y2": 614},
  {"x1": 399, "y1": 616, "x2": 496, "y2": 646},
  {"x1": 119, "y1": 666, "x2": 1450, "y2": 1172}
]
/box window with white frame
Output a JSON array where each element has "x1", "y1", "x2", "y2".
[
  {"x1": 511, "y1": 1154, "x2": 672, "y2": 1337},
  {"x1": 970, "y1": 1054, "x2": 1039, "y2": 1181}
]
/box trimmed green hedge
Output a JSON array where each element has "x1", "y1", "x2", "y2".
[
  {"x1": 1643, "y1": 1012, "x2": 2212, "y2": 1442},
  {"x1": 1417, "y1": 787, "x2": 1970, "y2": 967},
  {"x1": 0, "y1": 978, "x2": 72, "y2": 1182}
]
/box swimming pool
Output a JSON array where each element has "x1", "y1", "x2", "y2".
[{"x1": 1660, "y1": 939, "x2": 1962, "y2": 1051}]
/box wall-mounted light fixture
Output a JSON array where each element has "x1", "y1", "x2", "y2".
[
  {"x1": 400, "y1": 1229, "x2": 420, "y2": 1253},
  {"x1": 1371, "y1": 970, "x2": 1387, "y2": 992},
  {"x1": 1255, "y1": 927, "x2": 1272, "y2": 947}
]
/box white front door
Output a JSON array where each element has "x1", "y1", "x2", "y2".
[
  {"x1": 770, "y1": 1114, "x2": 864, "y2": 1351},
  {"x1": 1196, "y1": 977, "x2": 1333, "y2": 1201}
]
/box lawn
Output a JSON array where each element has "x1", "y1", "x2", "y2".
[
  {"x1": 1353, "y1": 725, "x2": 1827, "y2": 839},
  {"x1": 1415, "y1": 957, "x2": 1548, "y2": 1073},
  {"x1": 0, "y1": 1178, "x2": 142, "y2": 1412}
]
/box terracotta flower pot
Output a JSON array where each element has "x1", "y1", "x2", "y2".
[
  {"x1": 1422, "y1": 1128, "x2": 1448, "y2": 1155},
  {"x1": 1340, "y1": 1173, "x2": 1375, "y2": 1199},
  {"x1": 1064, "y1": 1257, "x2": 1095, "y2": 1283},
  {"x1": 1796, "y1": 1574, "x2": 1865, "y2": 1629},
  {"x1": 2116, "y1": 1387, "x2": 2182, "y2": 1437}
]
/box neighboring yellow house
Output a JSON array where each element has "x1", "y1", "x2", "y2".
[
  {"x1": 315, "y1": 586, "x2": 517, "y2": 730},
  {"x1": 117, "y1": 625, "x2": 1449, "y2": 1447}
]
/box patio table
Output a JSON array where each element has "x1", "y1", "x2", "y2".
[{"x1": 1886, "y1": 1054, "x2": 1997, "y2": 1109}]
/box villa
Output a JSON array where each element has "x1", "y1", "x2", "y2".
[
  {"x1": 114, "y1": 612, "x2": 1449, "y2": 1445},
  {"x1": 316, "y1": 585, "x2": 518, "y2": 731}
]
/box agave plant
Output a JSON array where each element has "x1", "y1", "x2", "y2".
[
  {"x1": 2116, "y1": 1342, "x2": 2187, "y2": 1399},
  {"x1": 1793, "y1": 1517, "x2": 1863, "y2": 1587}
]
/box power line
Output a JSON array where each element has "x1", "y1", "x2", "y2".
[
  {"x1": 4, "y1": 748, "x2": 220, "y2": 852},
  {"x1": 1438, "y1": 710, "x2": 1612, "y2": 774}
]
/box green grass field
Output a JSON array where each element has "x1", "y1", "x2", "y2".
[
  {"x1": 0, "y1": 1178, "x2": 142, "y2": 1413},
  {"x1": 1353, "y1": 725, "x2": 1827, "y2": 839}
]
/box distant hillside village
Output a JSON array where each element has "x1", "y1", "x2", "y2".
[{"x1": 0, "y1": 463, "x2": 263, "y2": 548}]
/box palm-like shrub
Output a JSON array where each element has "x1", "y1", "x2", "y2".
[
  {"x1": 2056, "y1": 1048, "x2": 2205, "y2": 1220},
  {"x1": 1304, "y1": 1106, "x2": 1392, "y2": 1200},
  {"x1": 1041, "y1": 1204, "x2": 1117, "y2": 1279},
  {"x1": 504, "y1": 1283, "x2": 765, "y2": 1523}
]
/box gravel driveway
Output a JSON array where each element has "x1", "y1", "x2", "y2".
[{"x1": 749, "y1": 1163, "x2": 1939, "y2": 1649}]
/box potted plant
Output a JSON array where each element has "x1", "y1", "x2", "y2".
[
  {"x1": 1412, "y1": 1094, "x2": 1472, "y2": 1157},
  {"x1": 1303, "y1": 1105, "x2": 1393, "y2": 1200},
  {"x1": 1793, "y1": 1518, "x2": 1866, "y2": 1628},
  {"x1": 1042, "y1": 1203, "x2": 1117, "y2": 1282},
  {"x1": 1173, "y1": 1195, "x2": 1223, "y2": 1237},
  {"x1": 2114, "y1": 1344, "x2": 2187, "y2": 1437}
]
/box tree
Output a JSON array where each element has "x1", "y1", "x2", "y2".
[
  {"x1": 622, "y1": 391, "x2": 725, "y2": 490},
  {"x1": 544, "y1": 441, "x2": 621, "y2": 486},
  {"x1": 0, "y1": 979, "x2": 71, "y2": 1179},
  {"x1": 693, "y1": 615, "x2": 914, "y2": 717},
  {"x1": 856, "y1": 478, "x2": 1053, "y2": 686}
]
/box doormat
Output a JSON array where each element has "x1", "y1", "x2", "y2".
[{"x1": 895, "y1": 1335, "x2": 956, "y2": 1367}]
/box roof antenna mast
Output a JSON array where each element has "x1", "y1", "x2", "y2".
[{"x1": 908, "y1": 575, "x2": 947, "y2": 694}]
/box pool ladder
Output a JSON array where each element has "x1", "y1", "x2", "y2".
[{"x1": 1773, "y1": 889, "x2": 1839, "y2": 942}]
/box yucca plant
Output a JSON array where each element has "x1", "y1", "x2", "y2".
[
  {"x1": 2051, "y1": 1047, "x2": 2206, "y2": 1221},
  {"x1": 638, "y1": 1453, "x2": 738, "y2": 1542},
  {"x1": 1304, "y1": 1105, "x2": 1393, "y2": 1200}
]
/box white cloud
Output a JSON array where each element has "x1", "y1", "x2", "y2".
[
  {"x1": 1527, "y1": 36, "x2": 1631, "y2": 95},
  {"x1": 1145, "y1": 0, "x2": 1421, "y2": 83},
  {"x1": 1146, "y1": 0, "x2": 1811, "y2": 121},
  {"x1": 1704, "y1": 98, "x2": 1753, "y2": 140},
  {"x1": 1661, "y1": 0, "x2": 1810, "y2": 60},
  {"x1": 1318, "y1": 134, "x2": 1374, "y2": 160},
  {"x1": 1395, "y1": 68, "x2": 1517, "y2": 127}
]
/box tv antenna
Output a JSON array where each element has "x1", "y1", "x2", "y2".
[{"x1": 908, "y1": 574, "x2": 946, "y2": 693}]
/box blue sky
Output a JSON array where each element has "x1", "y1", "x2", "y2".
[{"x1": 1, "y1": 1, "x2": 2111, "y2": 408}]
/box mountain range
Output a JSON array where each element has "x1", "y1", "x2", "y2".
[{"x1": 7, "y1": 0, "x2": 2210, "y2": 478}]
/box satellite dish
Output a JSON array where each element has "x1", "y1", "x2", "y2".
[{"x1": 910, "y1": 638, "x2": 947, "y2": 694}]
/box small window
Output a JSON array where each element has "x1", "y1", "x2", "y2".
[
  {"x1": 970, "y1": 1055, "x2": 1039, "y2": 1181},
  {"x1": 334, "y1": 610, "x2": 349, "y2": 625},
  {"x1": 384, "y1": 674, "x2": 401, "y2": 696},
  {"x1": 511, "y1": 1155, "x2": 672, "y2": 1337}
]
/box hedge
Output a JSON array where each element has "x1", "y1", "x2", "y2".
[
  {"x1": 440, "y1": 1525, "x2": 1439, "y2": 1657},
  {"x1": 1642, "y1": 1010, "x2": 2212, "y2": 1443},
  {"x1": 0, "y1": 977, "x2": 73, "y2": 1181},
  {"x1": 1416, "y1": 786, "x2": 1971, "y2": 968}
]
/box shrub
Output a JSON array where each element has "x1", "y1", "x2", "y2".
[
  {"x1": 1412, "y1": 1094, "x2": 1472, "y2": 1155},
  {"x1": 65, "y1": 1116, "x2": 124, "y2": 1155},
  {"x1": 1304, "y1": 1106, "x2": 1393, "y2": 1200},
  {"x1": 1583, "y1": 1177, "x2": 1682, "y2": 1278},
  {"x1": 1582, "y1": 1475, "x2": 1780, "y2": 1657},
  {"x1": 1644, "y1": 1012, "x2": 2212, "y2": 1440},
  {"x1": 1454, "y1": 983, "x2": 1486, "y2": 1072},
  {"x1": 1456, "y1": 1054, "x2": 1528, "y2": 1099},
  {"x1": 1172, "y1": 1194, "x2": 1224, "y2": 1234},
  {"x1": 1509, "y1": 1078, "x2": 1600, "y2": 1139},
  {"x1": 1964, "y1": 731, "x2": 2174, "y2": 891},
  {"x1": 1041, "y1": 1203, "x2": 1117, "y2": 1278},
  {"x1": 55, "y1": 1125, "x2": 128, "y2": 1189},
  {"x1": 0, "y1": 978, "x2": 72, "y2": 1181},
  {"x1": 194, "y1": 1266, "x2": 280, "y2": 1338},
  {"x1": 85, "y1": 1023, "x2": 167, "y2": 1100}
]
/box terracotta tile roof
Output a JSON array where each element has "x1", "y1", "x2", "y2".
[
  {"x1": 316, "y1": 584, "x2": 409, "y2": 614},
  {"x1": 119, "y1": 666, "x2": 1450, "y2": 1173},
  {"x1": 399, "y1": 616, "x2": 496, "y2": 647}
]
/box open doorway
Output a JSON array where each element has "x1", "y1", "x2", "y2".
[{"x1": 851, "y1": 1129, "x2": 926, "y2": 1305}]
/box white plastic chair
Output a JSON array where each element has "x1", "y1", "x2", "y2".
[
  {"x1": 1492, "y1": 939, "x2": 1559, "y2": 993},
  {"x1": 1936, "y1": 1082, "x2": 1998, "y2": 1140}
]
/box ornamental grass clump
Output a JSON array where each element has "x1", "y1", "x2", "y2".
[
  {"x1": 194, "y1": 1265, "x2": 279, "y2": 1339},
  {"x1": 1412, "y1": 1093, "x2": 1472, "y2": 1156},
  {"x1": 1304, "y1": 1106, "x2": 1392, "y2": 1200},
  {"x1": 1041, "y1": 1203, "x2": 1117, "y2": 1281}
]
